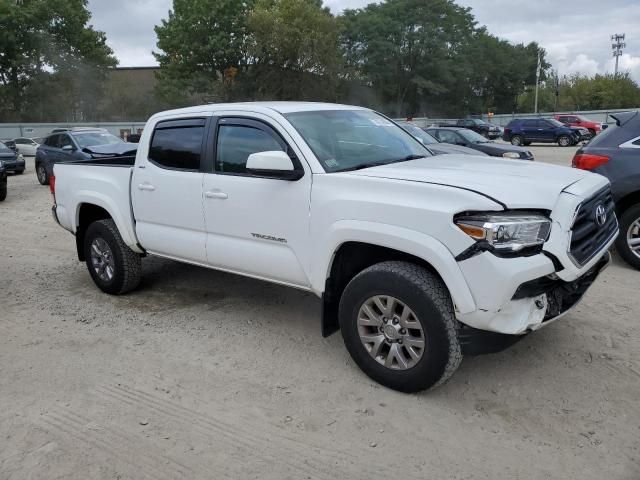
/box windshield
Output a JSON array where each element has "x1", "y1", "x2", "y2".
[
  {"x1": 284, "y1": 110, "x2": 429, "y2": 172},
  {"x1": 547, "y1": 119, "x2": 565, "y2": 127},
  {"x1": 458, "y1": 129, "x2": 490, "y2": 143},
  {"x1": 0, "y1": 142, "x2": 14, "y2": 154},
  {"x1": 400, "y1": 123, "x2": 439, "y2": 145},
  {"x1": 72, "y1": 132, "x2": 124, "y2": 149}
]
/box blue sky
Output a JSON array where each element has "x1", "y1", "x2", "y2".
[{"x1": 87, "y1": 0, "x2": 640, "y2": 81}]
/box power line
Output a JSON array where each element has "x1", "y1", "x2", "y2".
[{"x1": 611, "y1": 33, "x2": 626, "y2": 77}]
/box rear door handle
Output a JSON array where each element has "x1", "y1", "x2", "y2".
[
  {"x1": 205, "y1": 190, "x2": 228, "y2": 200},
  {"x1": 138, "y1": 183, "x2": 155, "y2": 191}
]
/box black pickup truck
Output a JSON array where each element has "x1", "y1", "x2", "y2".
[{"x1": 439, "y1": 119, "x2": 501, "y2": 139}]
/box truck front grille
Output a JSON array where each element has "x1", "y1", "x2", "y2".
[{"x1": 568, "y1": 187, "x2": 617, "y2": 266}]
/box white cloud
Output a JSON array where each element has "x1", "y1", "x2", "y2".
[
  {"x1": 558, "y1": 54, "x2": 600, "y2": 78},
  {"x1": 606, "y1": 53, "x2": 640, "y2": 79}
]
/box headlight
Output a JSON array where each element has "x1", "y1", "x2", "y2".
[
  {"x1": 18, "y1": 154, "x2": 24, "y2": 161},
  {"x1": 455, "y1": 212, "x2": 551, "y2": 253},
  {"x1": 502, "y1": 152, "x2": 521, "y2": 159}
]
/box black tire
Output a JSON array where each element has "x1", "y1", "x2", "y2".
[
  {"x1": 616, "y1": 204, "x2": 640, "y2": 270},
  {"x1": 36, "y1": 163, "x2": 49, "y2": 185},
  {"x1": 557, "y1": 135, "x2": 572, "y2": 147},
  {"x1": 15, "y1": 169, "x2": 24, "y2": 175},
  {"x1": 0, "y1": 180, "x2": 6, "y2": 202},
  {"x1": 510, "y1": 135, "x2": 523, "y2": 146},
  {"x1": 84, "y1": 219, "x2": 142, "y2": 295},
  {"x1": 338, "y1": 261, "x2": 462, "y2": 393}
]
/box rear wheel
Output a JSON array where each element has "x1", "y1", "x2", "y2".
[
  {"x1": 558, "y1": 135, "x2": 572, "y2": 147},
  {"x1": 36, "y1": 163, "x2": 49, "y2": 185},
  {"x1": 510, "y1": 135, "x2": 523, "y2": 146},
  {"x1": 616, "y1": 204, "x2": 640, "y2": 270},
  {"x1": 84, "y1": 219, "x2": 142, "y2": 294},
  {"x1": 339, "y1": 261, "x2": 462, "y2": 393}
]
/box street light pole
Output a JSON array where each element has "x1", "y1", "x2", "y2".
[{"x1": 534, "y1": 50, "x2": 541, "y2": 114}]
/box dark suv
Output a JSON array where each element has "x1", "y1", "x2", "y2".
[
  {"x1": 572, "y1": 111, "x2": 640, "y2": 269},
  {"x1": 503, "y1": 118, "x2": 588, "y2": 147},
  {"x1": 0, "y1": 141, "x2": 26, "y2": 174},
  {"x1": 35, "y1": 129, "x2": 136, "y2": 185},
  {"x1": 456, "y1": 119, "x2": 501, "y2": 139}
]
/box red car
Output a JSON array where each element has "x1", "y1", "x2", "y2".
[{"x1": 554, "y1": 114, "x2": 606, "y2": 136}]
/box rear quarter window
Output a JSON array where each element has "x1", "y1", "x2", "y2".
[{"x1": 148, "y1": 119, "x2": 206, "y2": 170}]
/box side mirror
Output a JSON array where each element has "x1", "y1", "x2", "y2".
[
  {"x1": 62, "y1": 144, "x2": 75, "y2": 152},
  {"x1": 246, "y1": 151, "x2": 303, "y2": 181}
]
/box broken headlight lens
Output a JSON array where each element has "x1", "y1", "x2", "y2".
[{"x1": 455, "y1": 213, "x2": 551, "y2": 252}]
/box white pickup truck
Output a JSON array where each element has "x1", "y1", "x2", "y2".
[{"x1": 52, "y1": 102, "x2": 618, "y2": 392}]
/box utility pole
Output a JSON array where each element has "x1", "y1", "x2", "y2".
[
  {"x1": 534, "y1": 50, "x2": 541, "y2": 114},
  {"x1": 611, "y1": 33, "x2": 626, "y2": 76}
]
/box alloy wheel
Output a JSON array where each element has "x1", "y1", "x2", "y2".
[
  {"x1": 90, "y1": 238, "x2": 116, "y2": 282},
  {"x1": 627, "y1": 218, "x2": 640, "y2": 260},
  {"x1": 357, "y1": 295, "x2": 426, "y2": 370}
]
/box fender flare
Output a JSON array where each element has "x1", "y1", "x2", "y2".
[
  {"x1": 73, "y1": 192, "x2": 142, "y2": 253},
  {"x1": 311, "y1": 220, "x2": 476, "y2": 315}
]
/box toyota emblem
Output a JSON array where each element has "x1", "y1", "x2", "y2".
[{"x1": 594, "y1": 204, "x2": 607, "y2": 227}]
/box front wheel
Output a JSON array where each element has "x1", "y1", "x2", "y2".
[
  {"x1": 558, "y1": 135, "x2": 572, "y2": 147},
  {"x1": 84, "y1": 219, "x2": 142, "y2": 294},
  {"x1": 0, "y1": 180, "x2": 6, "y2": 201},
  {"x1": 616, "y1": 204, "x2": 640, "y2": 270},
  {"x1": 339, "y1": 261, "x2": 462, "y2": 393},
  {"x1": 36, "y1": 163, "x2": 49, "y2": 185}
]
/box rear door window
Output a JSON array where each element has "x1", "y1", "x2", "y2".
[
  {"x1": 522, "y1": 120, "x2": 538, "y2": 128},
  {"x1": 149, "y1": 119, "x2": 206, "y2": 171}
]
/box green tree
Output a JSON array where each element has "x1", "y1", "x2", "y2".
[
  {"x1": 517, "y1": 73, "x2": 640, "y2": 112},
  {"x1": 340, "y1": 0, "x2": 477, "y2": 117},
  {"x1": 248, "y1": 0, "x2": 341, "y2": 100},
  {"x1": 154, "y1": 0, "x2": 255, "y2": 105},
  {"x1": 0, "y1": 0, "x2": 116, "y2": 122}
]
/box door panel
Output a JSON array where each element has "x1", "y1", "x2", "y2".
[
  {"x1": 203, "y1": 116, "x2": 311, "y2": 287},
  {"x1": 131, "y1": 118, "x2": 208, "y2": 263}
]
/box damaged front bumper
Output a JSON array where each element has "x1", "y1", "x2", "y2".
[{"x1": 458, "y1": 251, "x2": 610, "y2": 355}]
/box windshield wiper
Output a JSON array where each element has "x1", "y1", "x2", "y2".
[{"x1": 337, "y1": 154, "x2": 426, "y2": 173}]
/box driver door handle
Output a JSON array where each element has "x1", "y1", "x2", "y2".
[
  {"x1": 137, "y1": 183, "x2": 155, "y2": 191},
  {"x1": 205, "y1": 190, "x2": 228, "y2": 200}
]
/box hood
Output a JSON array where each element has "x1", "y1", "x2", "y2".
[
  {"x1": 430, "y1": 143, "x2": 485, "y2": 156},
  {"x1": 82, "y1": 142, "x2": 138, "y2": 156},
  {"x1": 0, "y1": 151, "x2": 17, "y2": 159},
  {"x1": 345, "y1": 155, "x2": 593, "y2": 209}
]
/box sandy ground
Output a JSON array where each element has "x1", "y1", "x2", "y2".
[{"x1": 1, "y1": 151, "x2": 639, "y2": 480}]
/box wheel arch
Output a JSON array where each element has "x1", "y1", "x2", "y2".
[
  {"x1": 74, "y1": 200, "x2": 141, "y2": 261},
  {"x1": 316, "y1": 222, "x2": 476, "y2": 337},
  {"x1": 615, "y1": 190, "x2": 640, "y2": 216}
]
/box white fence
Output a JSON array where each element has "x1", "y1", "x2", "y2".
[
  {"x1": 401, "y1": 108, "x2": 638, "y2": 128},
  {"x1": 1, "y1": 108, "x2": 638, "y2": 140},
  {"x1": 0, "y1": 122, "x2": 146, "y2": 141}
]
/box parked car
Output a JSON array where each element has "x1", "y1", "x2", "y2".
[
  {"x1": 35, "y1": 129, "x2": 137, "y2": 185},
  {"x1": 572, "y1": 110, "x2": 640, "y2": 269},
  {"x1": 398, "y1": 122, "x2": 487, "y2": 156},
  {"x1": 12, "y1": 137, "x2": 40, "y2": 156},
  {"x1": 425, "y1": 127, "x2": 534, "y2": 160},
  {"x1": 0, "y1": 141, "x2": 26, "y2": 174},
  {"x1": 503, "y1": 118, "x2": 589, "y2": 147},
  {"x1": 455, "y1": 119, "x2": 502, "y2": 139},
  {"x1": 0, "y1": 160, "x2": 7, "y2": 202},
  {"x1": 51, "y1": 102, "x2": 615, "y2": 393},
  {"x1": 555, "y1": 114, "x2": 606, "y2": 136},
  {"x1": 3, "y1": 140, "x2": 17, "y2": 151}
]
